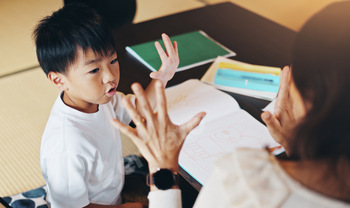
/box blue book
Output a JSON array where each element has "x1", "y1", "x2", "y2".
[{"x1": 214, "y1": 68, "x2": 280, "y2": 92}]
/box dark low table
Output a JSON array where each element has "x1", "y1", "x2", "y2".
[{"x1": 112, "y1": 2, "x2": 296, "y2": 193}]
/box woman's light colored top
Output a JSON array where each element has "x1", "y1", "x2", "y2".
[{"x1": 149, "y1": 148, "x2": 350, "y2": 208}]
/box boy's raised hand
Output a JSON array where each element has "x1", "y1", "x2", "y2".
[{"x1": 150, "y1": 33, "x2": 179, "y2": 84}]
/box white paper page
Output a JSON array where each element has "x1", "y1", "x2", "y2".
[
  {"x1": 165, "y1": 79, "x2": 280, "y2": 185},
  {"x1": 165, "y1": 79, "x2": 240, "y2": 125},
  {"x1": 263, "y1": 98, "x2": 276, "y2": 113},
  {"x1": 179, "y1": 110, "x2": 280, "y2": 185}
]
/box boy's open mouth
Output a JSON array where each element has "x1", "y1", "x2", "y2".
[{"x1": 106, "y1": 87, "x2": 117, "y2": 96}]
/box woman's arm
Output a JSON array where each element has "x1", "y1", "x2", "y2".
[
  {"x1": 113, "y1": 81, "x2": 205, "y2": 175},
  {"x1": 112, "y1": 81, "x2": 205, "y2": 206}
]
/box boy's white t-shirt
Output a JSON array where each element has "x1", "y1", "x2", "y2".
[{"x1": 40, "y1": 91, "x2": 134, "y2": 208}]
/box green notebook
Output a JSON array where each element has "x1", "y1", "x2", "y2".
[{"x1": 126, "y1": 30, "x2": 236, "y2": 72}]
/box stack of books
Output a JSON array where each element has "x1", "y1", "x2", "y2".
[{"x1": 201, "y1": 56, "x2": 281, "y2": 101}]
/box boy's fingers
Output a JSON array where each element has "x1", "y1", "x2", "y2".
[
  {"x1": 155, "y1": 41, "x2": 167, "y2": 61},
  {"x1": 174, "y1": 41, "x2": 178, "y2": 57},
  {"x1": 162, "y1": 33, "x2": 175, "y2": 57},
  {"x1": 179, "y1": 112, "x2": 206, "y2": 139},
  {"x1": 149, "y1": 71, "x2": 161, "y2": 79}
]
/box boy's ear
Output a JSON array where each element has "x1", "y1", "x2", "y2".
[{"x1": 48, "y1": 72, "x2": 68, "y2": 90}]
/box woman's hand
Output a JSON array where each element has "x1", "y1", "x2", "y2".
[
  {"x1": 149, "y1": 33, "x2": 179, "y2": 84},
  {"x1": 261, "y1": 66, "x2": 296, "y2": 154},
  {"x1": 112, "y1": 81, "x2": 205, "y2": 174}
]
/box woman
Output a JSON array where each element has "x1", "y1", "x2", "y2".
[{"x1": 112, "y1": 2, "x2": 350, "y2": 207}]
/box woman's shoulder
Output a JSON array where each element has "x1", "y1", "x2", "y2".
[
  {"x1": 210, "y1": 148, "x2": 350, "y2": 208},
  {"x1": 214, "y1": 148, "x2": 277, "y2": 175},
  {"x1": 215, "y1": 148, "x2": 289, "y2": 204},
  {"x1": 195, "y1": 148, "x2": 288, "y2": 208}
]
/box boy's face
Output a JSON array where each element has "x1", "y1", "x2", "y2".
[{"x1": 55, "y1": 47, "x2": 120, "y2": 113}]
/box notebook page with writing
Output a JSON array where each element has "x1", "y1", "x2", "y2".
[
  {"x1": 165, "y1": 79, "x2": 240, "y2": 125},
  {"x1": 165, "y1": 79, "x2": 279, "y2": 185}
]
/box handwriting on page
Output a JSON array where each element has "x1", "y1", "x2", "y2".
[
  {"x1": 167, "y1": 94, "x2": 200, "y2": 110},
  {"x1": 165, "y1": 79, "x2": 279, "y2": 185}
]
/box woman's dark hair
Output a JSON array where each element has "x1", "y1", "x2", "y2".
[
  {"x1": 33, "y1": 3, "x2": 116, "y2": 75},
  {"x1": 290, "y1": 2, "x2": 350, "y2": 161}
]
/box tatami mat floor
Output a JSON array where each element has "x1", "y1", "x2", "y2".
[
  {"x1": 0, "y1": 0, "x2": 206, "y2": 197},
  {"x1": 0, "y1": 68, "x2": 57, "y2": 195},
  {"x1": 0, "y1": 0, "x2": 338, "y2": 197},
  {"x1": 0, "y1": 0, "x2": 63, "y2": 77}
]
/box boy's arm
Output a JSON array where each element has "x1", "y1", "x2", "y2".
[{"x1": 143, "y1": 33, "x2": 179, "y2": 109}]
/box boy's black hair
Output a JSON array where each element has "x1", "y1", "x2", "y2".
[{"x1": 33, "y1": 3, "x2": 116, "y2": 76}]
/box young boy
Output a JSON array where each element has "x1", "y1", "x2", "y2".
[{"x1": 33, "y1": 3, "x2": 179, "y2": 208}]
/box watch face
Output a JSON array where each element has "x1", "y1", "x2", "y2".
[{"x1": 153, "y1": 169, "x2": 175, "y2": 190}]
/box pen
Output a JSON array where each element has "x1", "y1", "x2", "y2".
[{"x1": 268, "y1": 146, "x2": 285, "y2": 155}]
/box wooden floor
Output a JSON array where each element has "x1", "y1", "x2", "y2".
[{"x1": 0, "y1": 0, "x2": 337, "y2": 197}]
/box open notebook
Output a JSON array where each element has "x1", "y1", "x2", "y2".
[{"x1": 165, "y1": 79, "x2": 280, "y2": 185}]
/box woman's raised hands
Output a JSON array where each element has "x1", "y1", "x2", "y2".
[{"x1": 112, "y1": 81, "x2": 205, "y2": 174}]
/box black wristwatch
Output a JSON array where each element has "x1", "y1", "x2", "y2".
[{"x1": 147, "y1": 168, "x2": 179, "y2": 190}]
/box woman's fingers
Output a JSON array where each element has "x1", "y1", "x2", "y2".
[
  {"x1": 276, "y1": 66, "x2": 290, "y2": 104},
  {"x1": 179, "y1": 112, "x2": 206, "y2": 140},
  {"x1": 121, "y1": 96, "x2": 151, "y2": 140},
  {"x1": 154, "y1": 80, "x2": 172, "y2": 141},
  {"x1": 279, "y1": 66, "x2": 291, "y2": 98},
  {"x1": 131, "y1": 83, "x2": 154, "y2": 123},
  {"x1": 111, "y1": 118, "x2": 155, "y2": 164},
  {"x1": 155, "y1": 81, "x2": 168, "y2": 122},
  {"x1": 111, "y1": 118, "x2": 142, "y2": 146},
  {"x1": 261, "y1": 111, "x2": 292, "y2": 153},
  {"x1": 261, "y1": 112, "x2": 282, "y2": 137},
  {"x1": 121, "y1": 96, "x2": 145, "y2": 126},
  {"x1": 275, "y1": 66, "x2": 291, "y2": 117}
]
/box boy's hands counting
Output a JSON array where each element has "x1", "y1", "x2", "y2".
[{"x1": 150, "y1": 33, "x2": 179, "y2": 84}]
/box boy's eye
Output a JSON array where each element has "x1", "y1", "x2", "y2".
[
  {"x1": 111, "y1": 58, "x2": 118, "y2": 64},
  {"x1": 89, "y1": 68, "x2": 100, "y2": 74}
]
